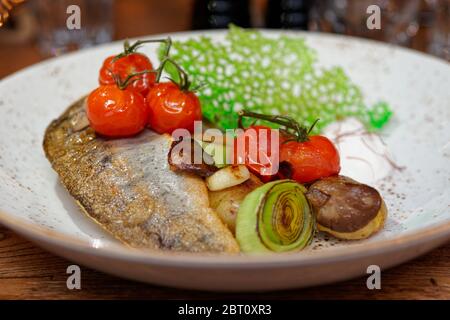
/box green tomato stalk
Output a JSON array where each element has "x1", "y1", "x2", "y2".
[
  {"x1": 237, "y1": 110, "x2": 319, "y2": 143},
  {"x1": 111, "y1": 37, "x2": 173, "y2": 90},
  {"x1": 156, "y1": 57, "x2": 205, "y2": 92},
  {"x1": 113, "y1": 37, "x2": 172, "y2": 62}
]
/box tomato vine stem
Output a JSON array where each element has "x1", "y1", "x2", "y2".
[
  {"x1": 113, "y1": 37, "x2": 172, "y2": 62},
  {"x1": 157, "y1": 57, "x2": 193, "y2": 91},
  {"x1": 237, "y1": 110, "x2": 319, "y2": 142},
  {"x1": 113, "y1": 70, "x2": 156, "y2": 90}
]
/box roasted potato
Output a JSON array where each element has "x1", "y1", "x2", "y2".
[
  {"x1": 206, "y1": 165, "x2": 250, "y2": 191},
  {"x1": 306, "y1": 175, "x2": 387, "y2": 240},
  {"x1": 209, "y1": 173, "x2": 262, "y2": 233}
]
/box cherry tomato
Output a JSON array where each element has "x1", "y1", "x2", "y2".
[
  {"x1": 86, "y1": 85, "x2": 149, "y2": 138},
  {"x1": 234, "y1": 125, "x2": 280, "y2": 180},
  {"x1": 146, "y1": 82, "x2": 202, "y2": 134},
  {"x1": 99, "y1": 53, "x2": 156, "y2": 96},
  {"x1": 280, "y1": 135, "x2": 340, "y2": 183}
]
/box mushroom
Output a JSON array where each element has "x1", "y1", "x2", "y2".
[{"x1": 306, "y1": 175, "x2": 387, "y2": 240}]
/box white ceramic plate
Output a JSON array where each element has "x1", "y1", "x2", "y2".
[{"x1": 0, "y1": 30, "x2": 449, "y2": 291}]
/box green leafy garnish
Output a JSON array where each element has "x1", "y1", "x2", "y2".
[{"x1": 160, "y1": 25, "x2": 392, "y2": 133}]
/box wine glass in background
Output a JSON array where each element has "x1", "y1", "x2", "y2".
[
  {"x1": 192, "y1": 0, "x2": 251, "y2": 29},
  {"x1": 424, "y1": 0, "x2": 449, "y2": 60},
  {"x1": 34, "y1": 0, "x2": 113, "y2": 56},
  {"x1": 309, "y1": 0, "x2": 421, "y2": 45},
  {"x1": 309, "y1": 0, "x2": 449, "y2": 60}
]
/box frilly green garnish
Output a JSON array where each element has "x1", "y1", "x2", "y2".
[{"x1": 160, "y1": 25, "x2": 392, "y2": 133}]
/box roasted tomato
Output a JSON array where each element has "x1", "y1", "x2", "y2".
[
  {"x1": 280, "y1": 135, "x2": 340, "y2": 183},
  {"x1": 234, "y1": 110, "x2": 340, "y2": 183},
  {"x1": 86, "y1": 85, "x2": 149, "y2": 138},
  {"x1": 146, "y1": 82, "x2": 202, "y2": 134},
  {"x1": 234, "y1": 125, "x2": 281, "y2": 181},
  {"x1": 99, "y1": 53, "x2": 156, "y2": 96}
]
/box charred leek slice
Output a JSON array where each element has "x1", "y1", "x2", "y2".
[{"x1": 236, "y1": 180, "x2": 315, "y2": 253}]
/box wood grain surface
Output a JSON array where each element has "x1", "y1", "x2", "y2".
[
  {"x1": 1, "y1": 0, "x2": 449, "y2": 300},
  {"x1": 0, "y1": 225, "x2": 449, "y2": 299}
]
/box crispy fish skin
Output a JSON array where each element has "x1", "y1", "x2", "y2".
[{"x1": 43, "y1": 98, "x2": 239, "y2": 253}]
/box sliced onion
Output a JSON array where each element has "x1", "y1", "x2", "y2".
[{"x1": 206, "y1": 165, "x2": 250, "y2": 191}]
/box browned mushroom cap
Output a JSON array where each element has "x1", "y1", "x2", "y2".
[
  {"x1": 168, "y1": 138, "x2": 218, "y2": 177},
  {"x1": 306, "y1": 176, "x2": 382, "y2": 233}
]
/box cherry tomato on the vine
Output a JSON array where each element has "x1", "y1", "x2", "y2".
[
  {"x1": 146, "y1": 82, "x2": 202, "y2": 134},
  {"x1": 280, "y1": 135, "x2": 340, "y2": 183},
  {"x1": 86, "y1": 85, "x2": 149, "y2": 138},
  {"x1": 99, "y1": 53, "x2": 156, "y2": 96},
  {"x1": 234, "y1": 125, "x2": 281, "y2": 181}
]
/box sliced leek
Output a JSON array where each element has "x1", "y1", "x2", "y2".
[{"x1": 236, "y1": 180, "x2": 315, "y2": 253}]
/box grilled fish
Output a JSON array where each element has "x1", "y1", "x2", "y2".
[{"x1": 43, "y1": 97, "x2": 239, "y2": 253}]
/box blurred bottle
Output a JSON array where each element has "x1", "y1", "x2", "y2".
[
  {"x1": 192, "y1": 0, "x2": 251, "y2": 29},
  {"x1": 265, "y1": 0, "x2": 312, "y2": 29}
]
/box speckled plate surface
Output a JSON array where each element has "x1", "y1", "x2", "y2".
[{"x1": 0, "y1": 30, "x2": 449, "y2": 291}]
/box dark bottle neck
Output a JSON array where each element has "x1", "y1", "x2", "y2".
[
  {"x1": 192, "y1": 0, "x2": 251, "y2": 30},
  {"x1": 266, "y1": 0, "x2": 312, "y2": 30}
]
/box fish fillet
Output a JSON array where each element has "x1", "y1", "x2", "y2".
[{"x1": 43, "y1": 97, "x2": 240, "y2": 253}]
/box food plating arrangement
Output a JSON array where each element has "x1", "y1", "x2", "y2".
[{"x1": 43, "y1": 27, "x2": 393, "y2": 254}]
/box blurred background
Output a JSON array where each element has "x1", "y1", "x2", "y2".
[{"x1": 0, "y1": 0, "x2": 448, "y2": 79}]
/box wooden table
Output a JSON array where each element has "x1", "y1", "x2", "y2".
[
  {"x1": 1, "y1": 225, "x2": 449, "y2": 299},
  {"x1": 1, "y1": 0, "x2": 449, "y2": 300}
]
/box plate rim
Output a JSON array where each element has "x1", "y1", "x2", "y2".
[
  {"x1": 1, "y1": 207, "x2": 449, "y2": 268},
  {"x1": 1, "y1": 28, "x2": 449, "y2": 85}
]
